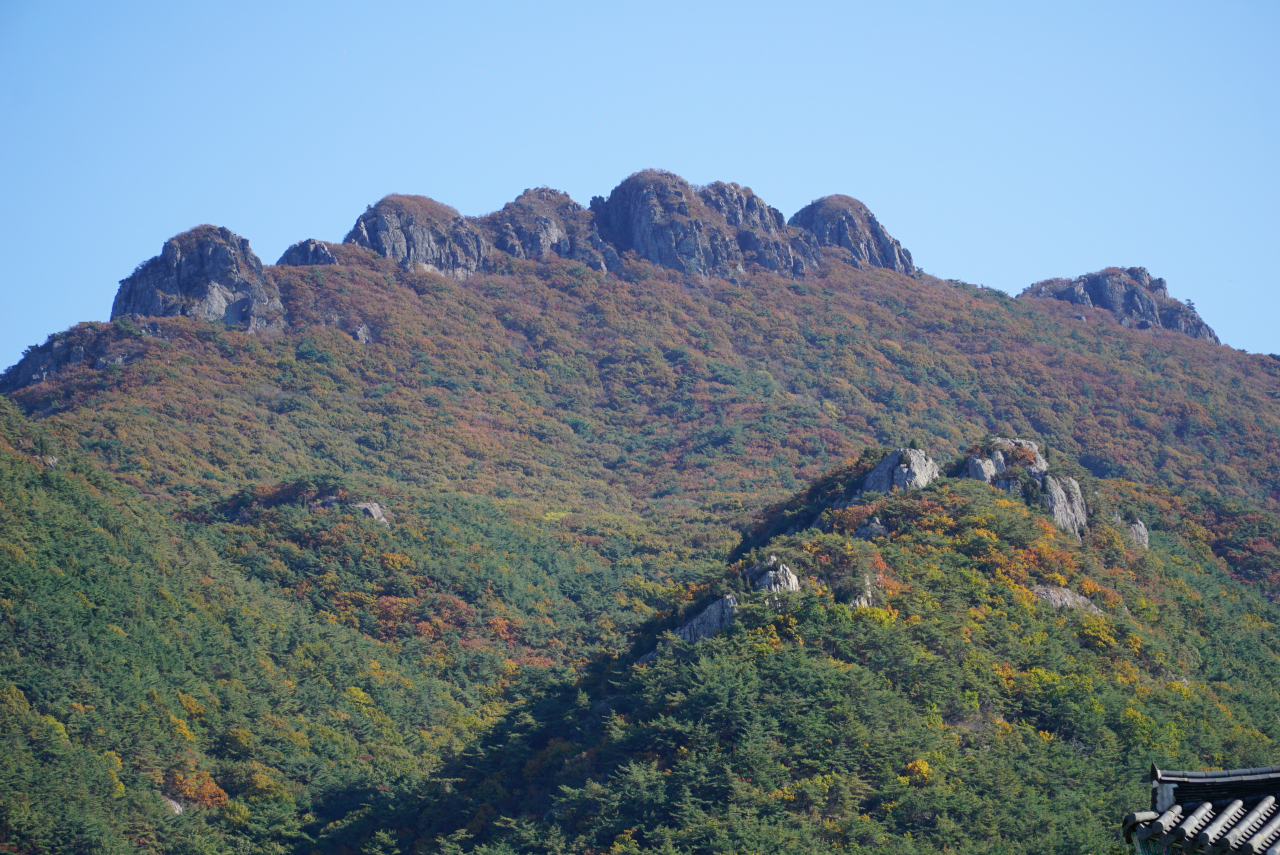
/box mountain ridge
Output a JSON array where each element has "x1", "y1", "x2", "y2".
[{"x1": 2, "y1": 172, "x2": 1279, "y2": 854}]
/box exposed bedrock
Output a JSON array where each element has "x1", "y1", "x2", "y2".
[
  {"x1": 111, "y1": 226, "x2": 284, "y2": 330},
  {"x1": 1024, "y1": 267, "x2": 1218, "y2": 343}
]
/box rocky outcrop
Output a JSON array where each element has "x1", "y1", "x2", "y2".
[
  {"x1": 478, "y1": 187, "x2": 618, "y2": 272},
  {"x1": 336, "y1": 173, "x2": 915, "y2": 283},
  {"x1": 863, "y1": 448, "x2": 940, "y2": 493},
  {"x1": 966, "y1": 437, "x2": 1049, "y2": 495},
  {"x1": 590, "y1": 171, "x2": 752, "y2": 278},
  {"x1": 854, "y1": 517, "x2": 888, "y2": 540},
  {"x1": 1034, "y1": 585, "x2": 1102, "y2": 615},
  {"x1": 344, "y1": 195, "x2": 492, "y2": 280},
  {"x1": 1023, "y1": 267, "x2": 1218, "y2": 343},
  {"x1": 4, "y1": 338, "x2": 87, "y2": 388},
  {"x1": 698, "y1": 181, "x2": 822, "y2": 276},
  {"x1": 354, "y1": 502, "x2": 389, "y2": 525},
  {"x1": 745, "y1": 555, "x2": 801, "y2": 593},
  {"x1": 1043, "y1": 475, "x2": 1088, "y2": 536},
  {"x1": 112, "y1": 226, "x2": 284, "y2": 330},
  {"x1": 789, "y1": 195, "x2": 915, "y2": 275},
  {"x1": 590, "y1": 171, "x2": 912, "y2": 280},
  {"x1": 1128, "y1": 519, "x2": 1150, "y2": 550},
  {"x1": 277, "y1": 239, "x2": 338, "y2": 266},
  {"x1": 676, "y1": 595, "x2": 738, "y2": 643}
]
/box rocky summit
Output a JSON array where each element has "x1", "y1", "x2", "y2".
[
  {"x1": 1024, "y1": 266, "x2": 1219, "y2": 342},
  {"x1": 111, "y1": 225, "x2": 285, "y2": 330}
]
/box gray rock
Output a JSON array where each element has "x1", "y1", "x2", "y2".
[
  {"x1": 345, "y1": 195, "x2": 492, "y2": 280},
  {"x1": 354, "y1": 502, "x2": 389, "y2": 525},
  {"x1": 967, "y1": 456, "x2": 998, "y2": 483},
  {"x1": 1129, "y1": 519, "x2": 1150, "y2": 550},
  {"x1": 1024, "y1": 267, "x2": 1218, "y2": 343},
  {"x1": 112, "y1": 226, "x2": 285, "y2": 330},
  {"x1": 675, "y1": 595, "x2": 739, "y2": 643},
  {"x1": 1043, "y1": 475, "x2": 1088, "y2": 535},
  {"x1": 854, "y1": 516, "x2": 888, "y2": 540},
  {"x1": 479, "y1": 187, "x2": 618, "y2": 272},
  {"x1": 994, "y1": 478, "x2": 1023, "y2": 497},
  {"x1": 990, "y1": 438, "x2": 1048, "y2": 479},
  {"x1": 1034, "y1": 585, "x2": 1102, "y2": 615},
  {"x1": 3, "y1": 338, "x2": 86, "y2": 388},
  {"x1": 967, "y1": 438, "x2": 1048, "y2": 493},
  {"x1": 745, "y1": 555, "x2": 801, "y2": 592},
  {"x1": 863, "y1": 448, "x2": 940, "y2": 493},
  {"x1": 590, "y1": 171, "x2": 748, "y2": 277},
  {"x1": 788, "y1": 195, "x2": 915, "y2": 275},
  {"x1": 277, "y1": 238, "x2": 338, "y2": 266},
  {"x1": 590, "y1": 171, "x2": 909, "y2": 280},
  {"x1": 699, "y1": 181, "x2": 822, "y2": 276}
]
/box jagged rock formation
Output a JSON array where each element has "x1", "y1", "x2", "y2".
[
  {"x1": 863, "y1": 448, "x2": 940, "y2": 493},
  {"x1": 745, "y1": 556, "x2": 801, "y2": 593},
  {"x1": 589, "y1": 171, "x2": 915, "y2": 280},
  {"x1": 111, "y1": 226, "x2": 285, "y2": 330},
  {"x1": 592, "y1": 172, "x2": 781, "y2": 278},
  {"x1": 1034, "y1": 585, "x2": 1102, "y2": 615},
  {"x1": 966, "y1": 438, "x2": 1049, "y2": 496},
  {"x1": 789, "y1": 195, "x2": 915, "y2": 275},
  {"x1": 277, "y1": 239, "x2": 338, "y2": 266},
  {"x1": 478, "y1": 187, "x2": 618, "y2": 272},
  {"x1": 676, "y1": 595, "x2": 738, "y2": 643},
  {"x1": 5, "y1": 339, "x2": 87, "y2": 388},
  {"x1": 344, "y1": 195, "x2": 492, "y2": 280},
  {"x1": 1023, "y1": 267, "x2": 1218, "y2": 343},
  {"x1": 1043, "y1": 475, "x2": 1088, "y2": 536},
  {"x1": 1129, "y1": 519, "x2": 1150, "y2": 549}
]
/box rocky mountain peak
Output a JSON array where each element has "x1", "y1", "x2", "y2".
[
  {"x1": 277, "y1": 238, "x2": 338, "y2": 266},
  {"x1": 111, "y1": 225, "x2": 284, "y2": 330},
  {"x1": 1024, "y1": 267, "x2": 1218, "y2": 343},
  {"x1": 589, "y1": 170, "x2": 738, "y2": 276},
  {"x1": 478, "y1": 187, "x2": 616, "y2": 272},
  {"x1": 788, "y1": 195, "x2": 916, "y2": 275},
  {"x1": 590, "y1": 170, "x2": 829, "y2": 279},
  {"x1": 344, "y1": 194, "x2": 492, "y2": 280},
  {"x1": 698, "y1": 181, "x2": 788, "y2": 235}
]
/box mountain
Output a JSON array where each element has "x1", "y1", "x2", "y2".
[{"x1": 2, "y1": 170, "x2": 1278, "y2": 854}]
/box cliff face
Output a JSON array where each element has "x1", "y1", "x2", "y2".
[
  {"x1": 1024, "y1": 267, "x2": 1218, "y2": 343},
  {"x1": 588, "y1": 170, "x2": 912, "y2": 280},
  {"x1": 343, "y1": 195, "x2": 492, "y2": 280},
  {"x1": 589, "y1": 171, "x2": 755, "y2": 278},
  {"x1": 111, "y1": 226, "x2": 284, "y2": 329},
  {"x1": 478, "y1": 187, "x2": 618, "y2": 272}
]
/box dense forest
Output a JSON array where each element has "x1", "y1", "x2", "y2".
[{"x1": 2, "y1": 174, "x2": 1278, "y2": 853}]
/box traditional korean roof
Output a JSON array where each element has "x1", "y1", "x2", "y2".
[{"x1": 1123, "y1": 764, "x2": 1280, "y2": 854}]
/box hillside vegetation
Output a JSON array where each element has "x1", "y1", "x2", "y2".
[{"x1": 2, "y1": 176, "x2": 1279, "y2": 853}]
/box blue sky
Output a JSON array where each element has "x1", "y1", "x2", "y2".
[{"x1": 1, "y1": 0, "x2": 1276, "y2": 370}]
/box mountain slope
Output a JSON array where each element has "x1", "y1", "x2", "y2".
[
  {"x1": 384, "y1": 468, "x2": 1280, "y2": 855},
  {"x1": 2, "y1": 171, "x2": 1278, "y2": 854}
]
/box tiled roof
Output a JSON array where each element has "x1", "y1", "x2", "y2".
[{"x1": 1123, "y1": 765, "x2": 1280, "y2": 854}]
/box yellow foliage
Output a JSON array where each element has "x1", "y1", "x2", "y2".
[
  {"x1": 905, "y1": 759, "x2": 932, "y2": 783},
  {"x1": 178, "y1": 692, "x2": 205, "y2": 720}
]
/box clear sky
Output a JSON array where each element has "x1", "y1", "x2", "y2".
[{"x1": 2, "y1": 0, "x2": 1276, "y2": 371}]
